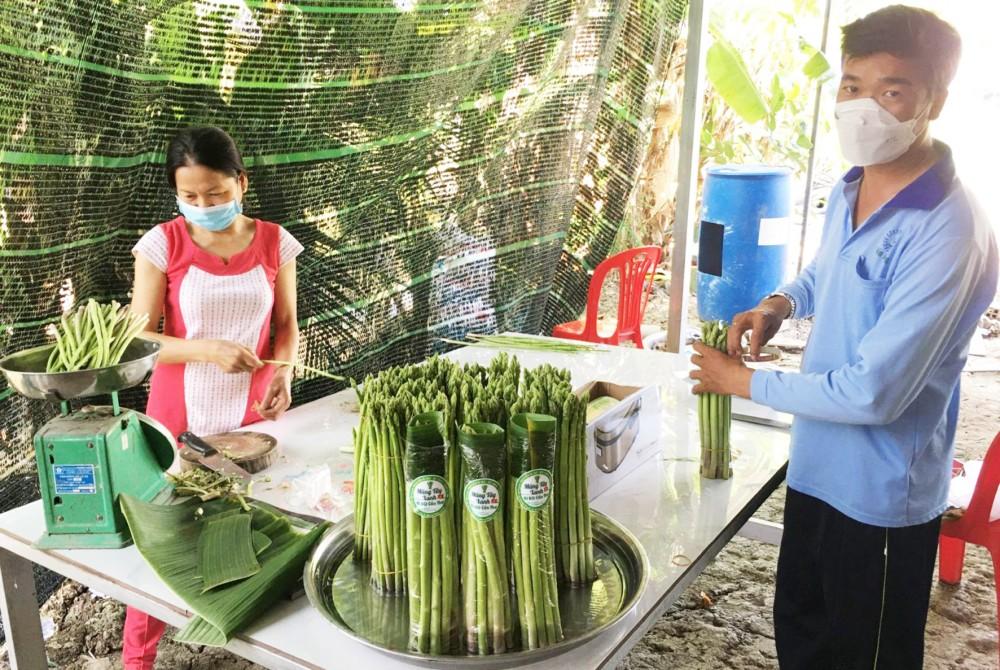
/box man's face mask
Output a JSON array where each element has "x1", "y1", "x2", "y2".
[{"x1": 835, "y1": 97, "x2": 928, "y2": 167}]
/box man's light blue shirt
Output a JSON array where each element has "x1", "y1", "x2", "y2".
[{"x1": 751, "y1": 144, "x2": 998, "y2": 527}]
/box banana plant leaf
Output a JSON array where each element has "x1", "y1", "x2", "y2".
[
  {"x1": 508, "y1": 413, "x2": 558, "y2": 475},
  {"x1": 120, "y1": 494, "x2": 329, "y2": 646},
  {"x1": 252, "y1": 530, "x2": 272, "y2": 556},
  {"x1": 802, "y1": 47, "x2": 833, "y2": 81},
  {"x1": 198, "y1": 512, "x2": 259, "y2": 593},
  {"x1": 706, "y1": 37, "x2": 769, "y2": 124}
]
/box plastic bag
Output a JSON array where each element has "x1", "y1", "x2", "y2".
[
  {"x1": 404, "y1": 411, "x2": 459, "y2": 654},
  {"x1": 459, "y1": 422, "x2": 512, "y2": 654},
  {"x1": 507, "y1": 412, "x2": 563, "y2": 650},
  {"x1": 281, "y1": 464, "x2": 345, "y2": 520}
]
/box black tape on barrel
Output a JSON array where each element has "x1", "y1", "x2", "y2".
[{"x1": 698, "y1": 221, "x2": 724, "y2": 277}]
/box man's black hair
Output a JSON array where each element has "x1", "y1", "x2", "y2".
[{"x1": 842, "y1": 5, "x2": 961, "y2": 91}]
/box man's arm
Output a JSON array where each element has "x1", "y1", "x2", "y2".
[
  {"x1": 751, "y1": 236, "x2": 988, "y2": 425},
  {"x1": 777, "y1": 257, "x2": 819, "y2": 320}
]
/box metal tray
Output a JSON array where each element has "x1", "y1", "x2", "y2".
[
  {"x1": 0, "y1": 338, "x2": 160, "y2": 401},
  {"x1": 304, "y1": 511, "x2": 647, "y2": 668}
]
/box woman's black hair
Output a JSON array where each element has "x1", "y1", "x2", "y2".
[{"x1": 165, "y1": 126, "x2": 246, "y2": 188}]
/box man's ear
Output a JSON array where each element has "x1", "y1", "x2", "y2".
[{"x1": 929, "y1": 88, "x2": 949, "y2": 120}]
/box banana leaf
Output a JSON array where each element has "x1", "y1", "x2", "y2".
[
  {"x1": 405, "y1": 411, "x2": 449, "y2": 480},
  {"x1": 508, "y1": 413, "x2": 558, "y2": 477},
  {"x1": 706, "y1": 37, "x2": 769, "y2": 124},
  {"x1": 459, "y1": 422, "x2": 506, "y2": 516},
  {"x1": 252, "y1": 530, "x2": 272, "y2": 556},
  {"x1": 198, "y1": 512, "x2": 259, "y2": 592},
  {"x1": 120, "y1": 494, "x2": 329, "y2": 646}
]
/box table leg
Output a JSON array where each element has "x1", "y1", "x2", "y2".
[{"x1": 0, "y1": 548, "x2": 46, "y2": 669}]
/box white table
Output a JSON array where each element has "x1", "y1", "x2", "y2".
[{"x1": 0, "y1": 344, "x2": 788, "y2": 669}]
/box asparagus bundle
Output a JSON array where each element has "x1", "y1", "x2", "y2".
[
  {"x1": 46, "y1": 299, "x2": 149, "y2": 372},
  {"x1": 459, "y1": 422, "x2": 513, "y2": 655},
  {"x1": 354, "y1": 359, "x2": 459, "y2": 591},
  {"x1": 514, "y1": 366, "x2": 595, "y2": 585},
  {"x1": 405, "y1": 411, "x2": 459, "y2": 654},
  {"x1": 556, "y1": 391, "x2": 594, "y2": 585},
  {"x1": 352, "y1": 422, "x2": 371, "y2": 562},
  {"x1": 507, "y1": 413, "x2": 563, "y2": 650},
  {"x1": 351, "y1": 352, "x2": 596, "y2": 656},
  {"x1": 699, "y1": 321, "x2": 732, "y2": 479},
  {"x1": 369, "y1": 394, "x2": 409, "y2": 593},
  {"x1": 355, "y1": 362, "x2": 442, "y2": 565}
]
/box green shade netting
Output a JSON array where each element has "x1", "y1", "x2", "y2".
[{"x1": 0, "y1": 1, "x2": 688, "y2": 493}]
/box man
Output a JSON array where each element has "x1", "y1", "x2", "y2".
[{"x1": 690, "y1": 6, "x2": 998, "y2": 669}]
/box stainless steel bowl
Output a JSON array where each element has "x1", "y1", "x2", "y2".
[
  {"x1": 0, "y1": 338, "x2": 160, "y2": 401},
  {"x1": 304, "y1": 511, "x2": 648, "y2": 667}
]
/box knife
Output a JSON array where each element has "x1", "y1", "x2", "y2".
[
  {"x1": 178, "y1": 434, "x2": 331, "y2": 528},
  {"x1": 178, "y1": 431, "x2": 254, "y2": 482}
]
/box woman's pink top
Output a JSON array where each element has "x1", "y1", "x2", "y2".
[{"x1": 132, "y1": 216, "x2": 303, "y2": 437}]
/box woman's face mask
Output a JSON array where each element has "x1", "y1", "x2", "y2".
[
  {"x1": 174, "y1": 164, "x2": 246, "y2": 231},
  {"x1": 834, "y1": 97, "x2": 929, "y2": 167},
  {"x1": 176, "y1": 197, "x2": 242, "y2": 232}
]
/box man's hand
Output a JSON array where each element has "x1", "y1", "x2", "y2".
[
  {"x1": 690, "y1": 342, "x2": 754, "y2": 398},
  {"x1": 727, "y1": 296, "x2": 790, "y2": 359}
]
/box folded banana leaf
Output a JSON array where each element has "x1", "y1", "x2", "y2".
[
  {"x1": 198, "y1": 512, "x2": 259, "y2": 592},
  {"x1": 252, "y1": 530, "x2": 272, "y2": 556},
  {"x1": 120, "y1": 494, "x2": 329, "y2": 646}
]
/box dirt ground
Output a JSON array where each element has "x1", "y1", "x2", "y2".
[{"x1": 3, "y1": 283, "x2": 998, "y2": 670}]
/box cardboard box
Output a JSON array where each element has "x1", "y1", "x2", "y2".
[{"x1": 575, "y1": 381, "x2": 661, "y2": 499}]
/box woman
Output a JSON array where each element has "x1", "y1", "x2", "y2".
[{"x1": 123, "y1": 126, "x2": 302, "y2": 669}]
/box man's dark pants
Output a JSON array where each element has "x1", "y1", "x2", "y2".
[{"x1": 774, "y1": 488, "x2": 942, "y2": 669}]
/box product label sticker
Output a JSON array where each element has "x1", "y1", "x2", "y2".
[
  {"x1": 464, "y1": 478, "x2": 501, "y2": 521},
  {"x1": 516, "y1": 469, "x2": 552, "y2": 510},
  {"x1": 408, "y1": 475, "x2": 449, "y2": 518},
  {"x1": 53, "y1": 464, "x2": 97, "y2": 495}
]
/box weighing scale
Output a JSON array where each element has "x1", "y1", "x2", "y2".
[{"x1": 0, "y1": 339, "x2": 176, "y2": 549}]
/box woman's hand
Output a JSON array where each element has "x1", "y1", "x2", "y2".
[
  {"x1": 209, "y1": 340, "x2": 263, "y2": 373},
  {"x1": 255, "y1": 367, "x2": 292, "y2": 420},
  {"x1": 690, "y1": 342, "x2": 755, "y2": 398}
]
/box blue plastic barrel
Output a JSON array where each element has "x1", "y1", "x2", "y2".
[{"x1": 696, "y1": 165, "x2": 793, "y2": 323}]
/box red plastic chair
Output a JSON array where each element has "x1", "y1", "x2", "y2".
[
  {"x1": 551, "y1": 245, "x2": 662, "y2": 348},
  {"x1": 938, "y1": 430, "x2": 1000, "y2": 659}
]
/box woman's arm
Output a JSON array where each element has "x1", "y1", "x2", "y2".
[
  {"x1": 270, "y1": 259, "x2": 300, "y2": 367},
  {"x1": 130, "y1": 255, "x2": 261, "y2": 372},
  {"x1": 257, "y1": 260, "x2": 299, "y2": 419}
]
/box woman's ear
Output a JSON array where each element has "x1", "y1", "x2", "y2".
[{"x1": 239, "y1": 172, "x2": 249, "y2": 195}]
